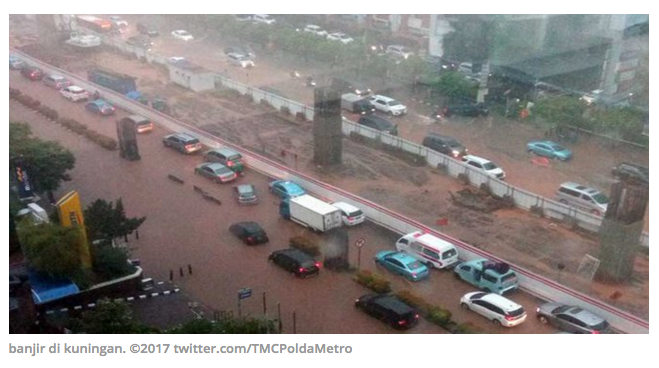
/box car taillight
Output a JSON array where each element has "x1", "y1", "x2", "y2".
[
  {"x1": 247, "y1": 236, "x2": 253, "y2": 242},
  {"x1": 298, "y1": 267, "x2": 305, "y2": 273},
  {"x1": 185, "y1": 145, "x2": 194, "y2": 150},
  {"x1": 315, "y1": 262, "x2": 321, "y2": 268},
  {"x1": 411, "y1": 272, "x2": 417, "y2": 278},
  {"x1": 398, "y1": 320, "x2": 407, "y2": 326},
  {"x1": 591, "y1": 330, "x2": 601, "y2": 334},
  {"x1": 505, "y1": 315, "x2": 515, "y2": 321},
  {"x1": 414, "y1": 314, "x2": 419, "y2": 319},
  {"x1": 227, "y1": 161, "x2": 234, "y2": 167},
  {"x1": 347, "y1": 216, "x2": 354, "y2": 221}
]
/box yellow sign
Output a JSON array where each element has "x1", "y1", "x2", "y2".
[{"x1": 56, "y1": 191, "x2": 91, "y2": 269}]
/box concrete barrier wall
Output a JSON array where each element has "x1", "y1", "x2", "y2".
[
  {"x1": 12, "y1": 49, "x2": 648, "y2": 333},
  {"x1": 84, "y1": 30, "x2": 650, "y2": 247}
]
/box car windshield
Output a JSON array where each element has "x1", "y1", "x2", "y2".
[
  {"x1": 348, "y1": 210, "x2": 363, "y2": 217},
  {"x1": 550, "y1": 143, "x2": 567, "y2": 151},
  {"x1": 590, "y1": 320, "x2": 609, "y2": 331},
  {"x1": 591, "y1": 193, "x2": 609, "y2": 204},
  {"x1": 501, "y1": 273, "x2": 517, "y2": 283},
  {"x1": 446, "y1": 140, "x2": 462, "y2": 148},
  {"x1": 406, "y1": 260, "x2": 424, "y2": 270},
  {"x1": 227, "y1": 154, "x2": 243, "y2": 161},
  {"x1": 442, "y1": 248, "x2": 457, "y2": 259},
  {"x1": 507, "y1": 307, "x2": 525, "y2": 317},
  {"x1": 300, "y1": 260, "x2": 316, "y2": 269}
]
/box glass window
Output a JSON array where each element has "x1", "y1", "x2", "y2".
[{"x1": 422, "y1": 247, "x2": 439, "y2": 259}]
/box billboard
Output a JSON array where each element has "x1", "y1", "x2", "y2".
[{"x1": 56, "y1": 191, "x2": 92, "y2": 269}]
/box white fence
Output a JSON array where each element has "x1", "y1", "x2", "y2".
[
  {"x1": 11, "y1": 49, "x2": 649, "y2": 334},
  {"x1": 90, "y1": 31, "x2": 649, "y2": 247}
]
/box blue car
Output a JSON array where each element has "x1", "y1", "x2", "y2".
[
  {"x1": 85, "y1": 99, "x2": 116, "y2": 116},
  {"x1": 374, "y1": 250, "x2": 429, "y2": 281},
  {"x1": 526, "y1": 140, "x2": 572, "y2": 161},
  {"x1": 268, "y1": 180, "x2": 306, "y2": 199}
]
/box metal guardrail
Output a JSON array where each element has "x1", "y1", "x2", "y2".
[
  {"x1": 88, "y1": 30, "x2": 649, "y2": 248},
  {"x1": 11, "y1": 48, "x2": 649, "y2": 333}
]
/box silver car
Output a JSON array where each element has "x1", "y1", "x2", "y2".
[
  {"x1": 536, "y1": 302, "x2": 611, "y2": 334},
  {"x1": 194, "y1": 163, "x2": 237, "y2": 184}
]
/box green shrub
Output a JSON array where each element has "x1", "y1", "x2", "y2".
[
  {"x1": 395, "y1": 290, "x2": 430, "y2": 310},
  {"x1": 96, "y1": 136, "x2": 118, "y2": 151},
  {"x1": 426, "y1": 306, "x2": 452, "y2": 327},
  {"x1": 353, "y1": 270, "x2": 391, "y2": 293},
  {"x1": 289, "y1": 236, "x2": 320, "y2": 257},
  {"x1": 453, "y1": 322, "x2": 482, "y2": 334}
]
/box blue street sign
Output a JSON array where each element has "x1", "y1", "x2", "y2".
[{"x1": 238, "y1": 288, "x2": 252, "y2": 300}]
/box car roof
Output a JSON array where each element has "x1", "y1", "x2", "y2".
[
  {"x1": 172, "y1": 132, "x2": 198, "y2": 141},
  {"x1": 234, "y1": 221, "x2": 263, "y2": 231},
  {"x1": 277, "y1": 181, "x2": 302, "y2": 190},
  {"x1": 405, "y1": 231, "x2": 456, "y2": 252},
  {"x1": 565, "y1": 306, "x2": 606, "y2": 325},
  {"x1": 560, "y1": 182, "x2": 601, "y2": 194},
  {"x1": 210, "y1": 147, "x2": 241, "y2": 156},
  {"x1": 332, "y1": 201, "x2": 360, "y2": 213},
  {"x1": 127, "y1": 115, "x2": 149, "y2": 123},
  {"x1": 277, "y1": 248, "x2": 313, "y2": 262},
  {"x1": 383, "y1": 251, "x2": 419, "y2": 265},
  {"x1": 67, "y1": 85, "x2": 85, "y2": 91},
  {"x1": 47, "y1": 75, "x2": 66, "y2": 80},
  {"x1": 479, "y1": 293, "x2": 522, "y2": 311},
  {"x1": 204, "y1": 162, "x2": 229, "y2": 170},
  {"x1": 462, "y1": 155, "x2": 491, "y2": 164},
  {"x1": 371, "y1": 94, "x2": 394, "y2": 101},
  {"x1": 90, "y1": 99, "x2": 111, "y2": 106},
  {"x1": 236, "y1": 184, "x2": 255, "y2": 192},
  {"x1": 371, "y1": 295, "x2": 414, "y2": 314}
]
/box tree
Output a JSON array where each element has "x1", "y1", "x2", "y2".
[
  {"x1": 71, "y1": 299, "x2": 154, "y2": 334},
  {"x1": 533, "y1": 96, "x2": 588, "y2": 128},
  {"x1": 432, "y1": 71, "x2": 478, "y2": 102},
  {"x1": 91, "y1": 242, "x2": 133, "y2": 280},
  {"x1": 9, "y1": 122, "x2": 75, "y2": 194},
  {"x1": 19, "y1": 223, "x2": 82, "y2": 278},
  {"x1": 593, "y1": 107, "x2": 647, "y2": 143},
  {"x1": 84, "y1": 198, "x2": 146, "y2": 242},
  {"x1": 168, "y1": 317, "x2": 276, "y2": 334}
]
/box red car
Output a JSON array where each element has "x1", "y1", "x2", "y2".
[{"x1": 20, "y1": 66, "x2": 44, "y2": 81}]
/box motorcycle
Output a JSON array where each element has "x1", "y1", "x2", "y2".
[{"x1": 306, "y1": 76, "x2": 316, "y2": 87}]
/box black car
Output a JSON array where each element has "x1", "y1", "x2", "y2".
[
  {"x1": 136, "y1": 23, "x2": 159, "y2": 37},
  {"x1": 268, "y1": 248, "x2": 320, "y2": 278},
  {"x1": 332, "y1": 78, "x2": 372, "y2": 96},
  {"x1": 612, "y1": 162, "x2": 649, "y2": 183},
  {"x1": 355, "y1": 294, "x2": 419, "y2": 329},
  {"x1": 20, "y1": 66, "x2": 44, "y2": 81},
  {"x1": 357, "y1": 115, "x2": 398, "y2": 135},
  {"x1": 224, "y1": 46, "x2": 254, "y2": 58},
  {"x1": 422, "y1": 133, "x2": 467, "y2": 158},
  {"x1": 229, "y1": 222, "x2": 269, "y2": 245},
  {"x1": 127, "y1": 35, "x2": 153, "y2": 50},
  {"x1": 443, "y1": 103, "x2": 489, "y2": 117}
]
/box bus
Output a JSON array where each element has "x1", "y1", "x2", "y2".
[{"x1": 76, "y1": 15, "x2": 113, "y2": 33}]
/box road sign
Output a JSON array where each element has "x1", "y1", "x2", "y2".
[
  {"x1": 355, "y1": 238, "x2": 365, "y2": 248},
  {"x1": 238, "y1": 288, "x2": 252, "y2": 300}
]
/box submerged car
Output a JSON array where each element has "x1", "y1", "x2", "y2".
[
  {"x1": 536, "y1": 303, "x2": 611, "y2": 334},
  {"x1": 355, "y1": 294, "x2": 419, "y2": 329},
  {"x1": 194, "y1": 162, "x2": 237, "y2": 183},
  {"x1": 268, "y1": 180, "x2": 306, "y2": 199},
  {"x1": 171, "y1": 30, "x2": 194, "y2": 41},
  {"x1": 374, "y1": 250, "x2": 429, "y2": 282},
  {"x1": 230, "y1": 222, "x2": 269, "y2": 245},
  {"x1": 85, "y1": 99, "x2": 116, "y2": 116},
  {"x1": 268, "y1": 248, "x2": 320, "y2": 278},
  {"x1": 526, "y1": 140, "x2": 572, "y2": 161}
]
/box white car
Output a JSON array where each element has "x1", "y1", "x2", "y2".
[
  {"x1": 327, "y1": 32, "x2": 354, "y2": 44},
  {"x1": 462, "y1": 155, "x2": 506, "y2": 180},
  {"x1": 303, "y1": 25, "x2": 328, "y2": 37},
  {"x1": 227, "y1": 53, "x2": 255, "y2": 68},
  {"x1": 171, "y1": 30, "x2": 194, "y2": 41},
  {"x1": 167, "y1": 56, "x2": 186, "y2": 65},
  {"x1": 60, "y1": 86, "x2": 90, "y2": 102},
  {"x1": 108, "y1": 16, "x2": 128, "y2": 30},
  {"x1": 386, "y1": 45, "x2": 414, "y2": 60},
  {"x1": 252, "y1": 14, "x2": 275, "y2": 25},
  {"x1": 370, "y1": 95, "x2": 407, "y2": 116},
  {"x1": 460, "y1": 292, "x2": 527, "y2": 327},
  {"x1": 332, "y1": 202, "x2": 365, "y2": 226}
]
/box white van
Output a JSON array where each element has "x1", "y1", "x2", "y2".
[{"x1": 395, "y1": 231, "x2": 459, "y2": 269}]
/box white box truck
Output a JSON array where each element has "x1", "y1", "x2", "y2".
[{"x1": 279, "y1": 194, "x2": 343, "y2": 232}]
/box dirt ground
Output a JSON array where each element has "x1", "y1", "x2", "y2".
[{"x1": 9, "y1": 17, "x2": 649, "y2": 321}]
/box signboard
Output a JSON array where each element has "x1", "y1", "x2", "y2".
[
  {"x1": 238, "y1": 288, "x2": 252, "y2": 300},
  {"x1": 56, "y1": 191, "x2": 91, "y2": 268},
  {"x1": 355, "y1": 238, "x2": 365, "y2": 248},
  {"x1": 13, "y1": 157, "x2": 35, "y2": 199}
]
